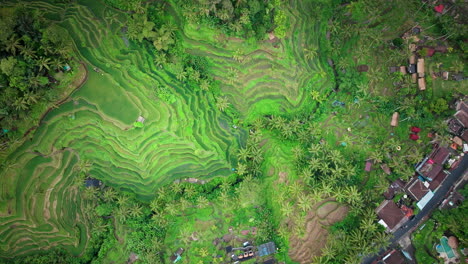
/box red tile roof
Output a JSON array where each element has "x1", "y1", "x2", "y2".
[
  {"x1": 365, "y1": 161, "x2": 372, "y2": 171},
  {"x1": 405, "y1": 177, "x2": 430, "y2": 201},
  {"x1": 376, "y1": 200, "x2": 407, "y2": 231},
  {"x1": 429, "y1": 147, "x2": 450, "y2": 164},
  {"x1": 461, "y1": 130, "x2": 468, "y2": 143},
  {"x1": 455, "y1": 110, "x2": 468, "y2": 128},
  {"x1": 429, "y1": 171, "x2": 448, "y2": 191},
  {"x1": 383, "y1": 249, "x2": 406, "y2": 264}
]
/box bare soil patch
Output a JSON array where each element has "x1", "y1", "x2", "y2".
[{"x1": 288, "y1": 199, "x2": 348, "y2": 264}]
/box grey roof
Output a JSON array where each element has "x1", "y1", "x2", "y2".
[
  {"x1": 85, "y1": 178, "x2": 101, "y2": 187},
  {"x1": 257, "y1": 242, "x2": 276, "y2": 257}
]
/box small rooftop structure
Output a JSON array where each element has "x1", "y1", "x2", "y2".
[
  {"x1": 391, "y1": 112, "x2": 399, "y2": 127},
  {"x1": 417, "y1": 77, "x2": 426, "y2": 90},
  {"x1": 257, "y1": 242, "x2": 277, "y2": 257},
  {"x1": 85, "y1": 178, "x2": 102, "y2": 188},
  {"x1": 452, "y1": 136, "x2": 463, "y2": 146},
  {"x1": 365, "y1": 160, "x2": 372, "y2": 172},
  {"x1": 454, "y1": 110, "x2": 468, "y2": 128},
  {"x1": 169, "y1": 248, "x2": 184, "y2": 263},
  {"x1": 376, "y1": 200, "x2": 408, "y2": 233},
  {"x1": 126, "y1": 252, "x2": 139, "y2": 264},
  {"x1": 383, "y1": 179, "x2": 405, "y2": 200},
  {"x1": 417, "y1": 58, "x2": 425, "y2": 77},
  {"x1": 407, "y1": 64, "x2": 416, "y2": 74},
  {"x1": 399, "y1": 66, "x2": 407, "y2": 74},
  {"x1": 416, "y1": 191, "x2": 434, "y2": 209},
  {"x1": 381, "y1": 164, "x2": 392, "y2": 175},
  {"x1": 136, "y1": 116, "x2": 145, "y2": 123},
  {"x1": 357, "y1": 65, "x2": 369, "y2": 72},
  {"x1": 389, "y1": 66, "x2": 399, "y2": 73}
]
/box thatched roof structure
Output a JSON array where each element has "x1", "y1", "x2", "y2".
[{"x1": 448, "y1": 236, "x2": 458, "y2": 249}]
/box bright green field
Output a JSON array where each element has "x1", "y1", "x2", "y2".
[{"x1": 0, "y1": 0, "x2": 329, "y2": 259}]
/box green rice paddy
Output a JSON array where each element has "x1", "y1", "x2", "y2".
[{"x1": 0, "y1": 0, "x2": 328, "y2": 259}]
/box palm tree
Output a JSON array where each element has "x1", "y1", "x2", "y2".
[
  {"x1": 179, "y1": 198, "x2": 190, "y2": 211},
  {"x1": 168, "y1": 183, "x2": 181, "y2": 195},
  {"x1": 175, "y1": 69, "x2": 187, "y2": 82},
  {"x1": 280, "y1": 201, "x2": 294, "y2": 217},
  {"x1": 198, "y1": 248, "x2": 209, "y2": 258},
  {"x1": 236, "y1": 162, "x2": 247, "y2": 175},
  {"x1": 153, "y1": 53, "x2": 166, "y2": 68},
  {"x1": 369, "y1": 150, "x2": 383, "y2": 164},
  {"x1": 196, "y1": 196, "x2": 209, "y2": 208},
  {"x1": 344, "y1": 185, "x2": 362, "y2": 206},
  {"x1": 19, "y1": 44, "x2": 36, "y2": 59},
  {"x1": 310, "y1": 90, "x2": 323, "y2": 103},
  {"x1": 183, "y1": 185, "x2": 196, "y2": 199},
  {"x1": 288, "y1": 181, "x2": 303, "y2": 198},
  {"x1": 115, "y1": 206, "x2": 130, "y2": 223},
  {"x1": 102, "y1": 188, "x2": 117, "y2": 202},
  {"x1": 226, "y1": 68, "x2": 238, "y2": 85},
  {"x1": 281, "y1": 125, "x2": 293, "y2": 139},
  {"x1": 304, "y1": 46, "x2": 318, "y2": 60},
  {"x1": 157, "y1": 186, "x2": 168, "y2": 201},
  {"x1": 116, "y1": 195, "x2": 129, "y2": 208},
  {"x1": 232, "y1": 49, "x2": 243, "y2": 62},
  {"x1": 270, "y1": 116, "x2": 287, "y2": 130},
  {"x1": 237, "y1": 147, "x2": 249, "y2": 161},
  {"x1": 5, "y1": 36, "x2": 22, "y2": 55},
  {"x1": 82, "y1": 187, "x2": 98, "y2": 200},
  {"x1": 297, "y1": 194, "x2": 313, "y2": 212},
  {"x1": 199, "y1": 79, "x2": 210, "y2": 91},
  {"x1": 37, "y1": 57, "x2": 51, "y2": 72},
  {"x1": 360, "y1": 218, "x2": 377, "y2": 234},
  {"x1": 216, "y1": 96, "x2": 229, "y2": 112},
  {"x1": 129, "y1": 203, "x2": 143, "y2": 218},
  {"x1": 150, "y1": 198, "x2": 160, "y2": 212}
]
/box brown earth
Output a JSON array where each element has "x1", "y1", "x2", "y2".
[{"x1": 288, "y1": 199, "x2": 349, "y2": 264}]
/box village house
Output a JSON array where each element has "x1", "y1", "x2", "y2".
[
  {"x1": 415, "y1": 146, "x2": 450, "y2": 181},
  {"x1": 449, "y1": 99, "x2": 468, "y2": 137},
  {"x1": 375, "y1": 200, "x2": 409, "y2": 233},
  {"x1": 404, "y1": 176, "x2": 434, "y2": 210}
]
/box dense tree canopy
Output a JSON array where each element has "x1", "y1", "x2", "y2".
[{"x1": 0, "y1": 6, "x2": 73, "y2": 132}]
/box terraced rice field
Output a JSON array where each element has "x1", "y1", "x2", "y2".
[{"x1": 0, "y1": 0, "x2": 329, "y2": 259}]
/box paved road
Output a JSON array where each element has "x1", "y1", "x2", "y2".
[{"x1": 362, "y1": 154, "x2": 468, "y2": 264}]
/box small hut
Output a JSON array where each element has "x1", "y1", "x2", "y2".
[
  {"x1": 357, "y1": 65, "x2": 369, "y2": 72},
  {"x1": 452, "y1": 136, "x2": 463, "y2": 146},
  {"x1": 391, "y1": 112, "x2": 399, "y2": 127},
  {"x1": 418, "y1": 78, "x2": 426, "y2": 90},
  {"x1": 448, "y1": 236, "x2": 458, "y2": 249},
  {"x1": 442, "y1": 71, "x2": 450, "y2": 80},
  {"x1": 409, "y1": 54, "x2": 416, "y2": 64},
  {"x1": 417, "y1": 58, "x2": 425, "y2": 77},
  {"x1": 400, "y1": 66, "x2": 407, "y2": 74},
  {"x1": 412, "y1": 73, "x2": 418, "y2": 83}
]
